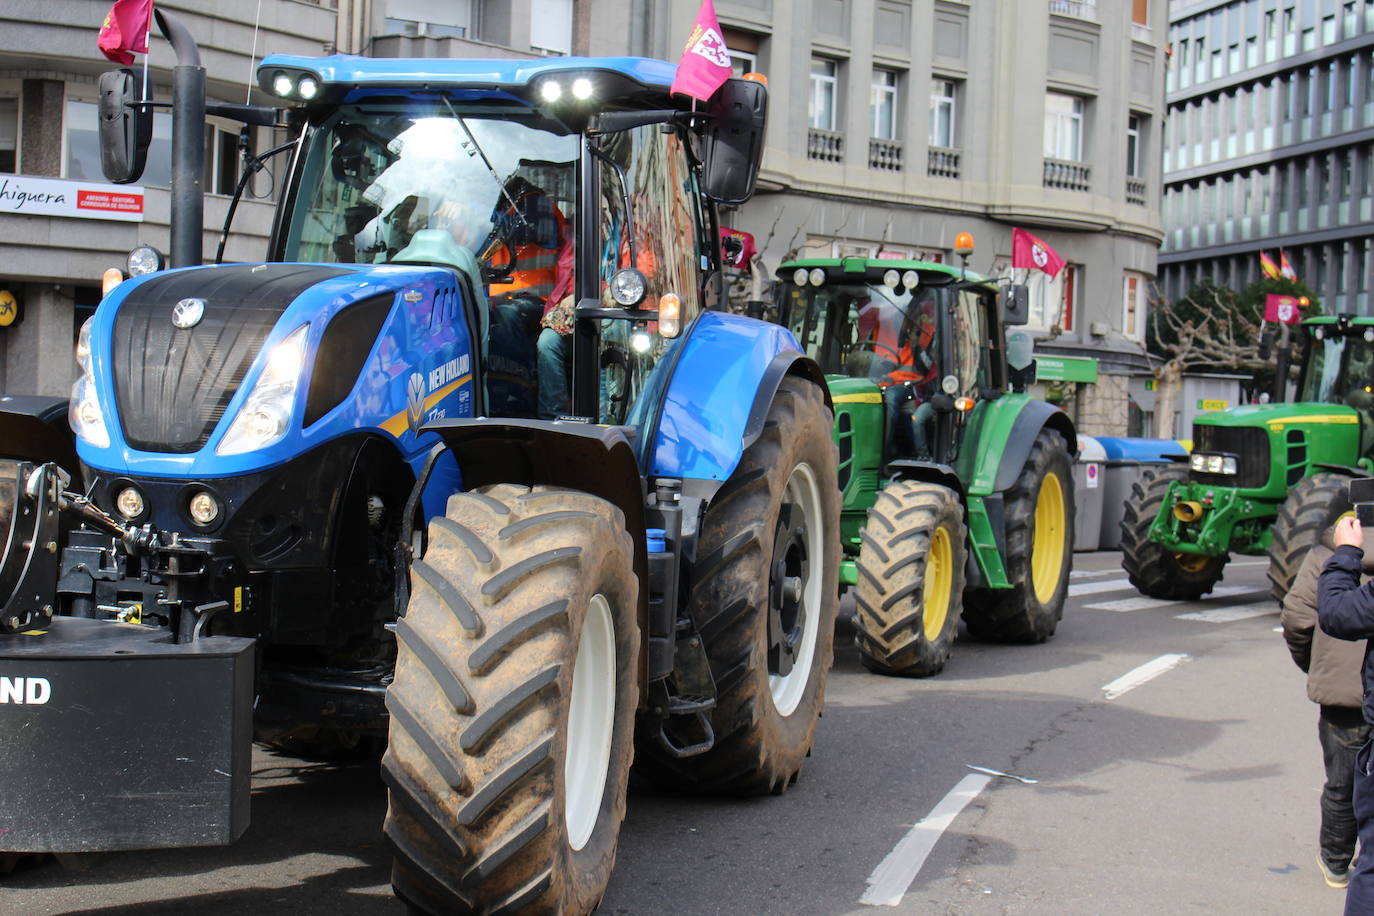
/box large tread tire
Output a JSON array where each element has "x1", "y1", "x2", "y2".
[
  {"x1": 635, "y1": 377, "x2": 841, "y2": 796},
  {"x1": 383, "y1": 484, "x2": 639, "y2": 916},
  {"x1": 963, "y1": 429, "x2": 1074, "y2": 643},
  {"x1": 1119, "y1": 465, "x2": 1228, "y2": 599},
  {"x1": 1268, "y1": 472, "x2": 1352, "y2": 602},
  {"x1": 853, "y1": 481, "x2": 967, "y2": 677}
]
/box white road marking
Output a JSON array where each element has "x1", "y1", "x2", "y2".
[
  {"x1": 1175, "y1": 603, "x2": 1276, "y2": 623},
  {"x1": 1070, "y1": 568, "x2": 1124, "y2": 579},
  {"x1": 1068, "y1": 578, "x2": 1136, "y2": 596},
  {"x1": 1102, "y1": 653, "x2": 1191, "y2": 700},
  {"x1": 860, "y1": 773, "x2": 994, "y2": 906},
  {"x1": 1084, "y1": 595, "x2": 1181, "y2": 612}
]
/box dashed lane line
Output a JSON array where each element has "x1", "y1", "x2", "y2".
[
  {"x1": 859, "y1": 773, "x2": 993, "y2": 907},
  {"x1": 1102, "y1": 653, "x2": 1191, "y2": 700}
]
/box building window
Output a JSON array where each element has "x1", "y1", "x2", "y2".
[
  {"x1": 0, "y1": 97, "x2": 15, "y2": 173},
  {"x1": 384, "y1": 0, "x2": 476, "y2": 40},
  {"x1": 929, "y1": 78, "x2": 957, "y2": 147},
  {"x1": 871, "y1": 69, "x2": 898, "y2": 141},
  {"x1": 1132, "y1": 0, "x2": 1147, "y2": 26},
  {"x1": 1126, "y1": 114, "x2": 1143, "y2": 177},
  {"x1": 529, "y1": 0, "x2": 573, "y2": 52},
  {"x1": 1044, "y1": 92, "x2": 1084, "y2": 161},
  {"x1": 1122, "y1": 272, "x2": 1147, "y2": 340},
  {"x1": 810, "y1": 58, "x2": 838, "y2": 131},
  {"x1": 724, "y1": 29, "x2": 761, "y2": 78},
  {"x1": 205, "y1": 124, "x2": 248, "y2": 197}
]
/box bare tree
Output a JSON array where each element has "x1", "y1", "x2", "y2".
[{"x1": 1148, "y1": 284, "x2": 1269, "y2": 438}]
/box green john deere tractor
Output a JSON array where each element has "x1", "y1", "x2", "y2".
[
  {"x1": 1121, "y1": 313, "x2": 1374, "y2": 601},
  {"x1": 775, "y1": 256, "x2": 1077, "y2": 676}
]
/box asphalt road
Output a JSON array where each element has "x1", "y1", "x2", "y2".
[{"x1": 3, "y1": 551, "x2": 1346, "y2": 915}]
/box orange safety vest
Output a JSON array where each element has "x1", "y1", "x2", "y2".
[
  {"x1": 885, "y1": 323, "x2": 936, "y2": 385},
  {"x1": 488, "y1": 194, "x2": 566, "y2": 303}
]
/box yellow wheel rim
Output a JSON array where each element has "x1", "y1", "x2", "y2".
[
  {"x1": 924, "y1": 525, "x2": 954, "y2": 642},
  {"x1": 1174, "y1": 552, "x2": 1209, "y2": 574},
  {"x1": 1031, "y1": 471, "x2": 1067, "y2": 604}
]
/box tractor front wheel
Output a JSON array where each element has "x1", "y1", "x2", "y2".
[
  {"x1": 964, "y1": 429, "x2": 1074, "y2": 643},
  {"x1": 383, "y1": 484, "x2": 639, "y2": 916},
  {"x1": 635, "y1": 376, "x2": 840, "y2": 795},
  {"x1": 1119, "y1": 466, "x2": 1228, "y2": 599},
  {"x1": 1268, "y1": 472, "x2": 1352, "y2": 602},
  {"x1": 853, "y1": 481, "x2": 967, "y2": 677}
]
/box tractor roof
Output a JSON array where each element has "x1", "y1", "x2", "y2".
[
  {"x1": 1302, "y1": 314, "x2": 1374, "y2": 326},
  {"x1": 258, "y1": 54, "x2": 683, "y2": 108},
  {"x1": 778, "y1": 257, "x2": 988, "y2": 286}
]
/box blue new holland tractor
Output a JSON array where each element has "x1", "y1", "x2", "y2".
[{"x1": 0, "y1": 37, "x2": 840, "y2": 915}]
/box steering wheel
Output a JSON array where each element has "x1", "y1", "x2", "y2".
[
  {"x1": 852, "y1": 339, "x2": 902, "y2": 362},
  {"x1": 478, "y1": 230, "x2": 517, "y2": 284}
]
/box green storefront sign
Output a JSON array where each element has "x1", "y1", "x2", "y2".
[{"x1": 1036, "y1": 355, "x2": 1098, "y2": 383}]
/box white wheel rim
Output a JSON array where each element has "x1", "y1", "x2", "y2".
[
  {"x1": 565, "y1": 593, "x2": 616, "y2": 851},
  {"x1": 769, "y1": 462, "x2": 823, "y2": 717}
]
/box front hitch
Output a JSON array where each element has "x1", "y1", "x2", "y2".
[{"x1": 0, "y1": 461, "x2": 67, "y2": 633}]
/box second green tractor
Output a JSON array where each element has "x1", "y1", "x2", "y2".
[{"x1": 775, "y1": 256, "x2": 1077, "y2": 677}]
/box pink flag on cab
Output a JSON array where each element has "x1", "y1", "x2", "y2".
[{"x1": 670, "y1": 0, "x2": 733, "y2": 102}]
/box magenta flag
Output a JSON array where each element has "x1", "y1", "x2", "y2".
[
  {"x1": 670, "y1": 0, "x2": 732, "y2": 102},
  {"x1": 98, "y1": 0, "x2": 153, "y2": 66}
]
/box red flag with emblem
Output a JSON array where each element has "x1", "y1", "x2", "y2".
[
  {"x1": 670, "y1": 0, "x2": 733, "y2": 102},
  {"x1": 1011, "y1": 228, "x2": 1066, "y2": 279},
  {"x1": 719, "y1": 227, "x2": 756, "y2": 267},
  {"x1": 97, "y1": 0, "x2": 153, "y2": 66}
]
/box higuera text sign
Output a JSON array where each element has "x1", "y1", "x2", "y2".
[{"x1": 0, "y1": 175, "x2": 145, "y2": 222}]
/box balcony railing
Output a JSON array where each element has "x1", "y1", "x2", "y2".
[
  {"x1": 869, "y1": 138, "x2": 903, "y2": 171},
  {"x1": 1126, "y1": 178, "x2": 1147, "y2": 206},
  {"x1": 808, "y1": 128, "x2": 844, "y2": 163},
  {"x1": 1043, "y1": 158, "x2": 1091, "y2": 191},
  {"x1": 1048, "y1": 0, "x2": 1096, "y2": 20},
  {"x1": 927, "y1": 146, "x2": 961, "y2": 179}
]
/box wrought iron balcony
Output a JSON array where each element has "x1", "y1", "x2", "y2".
[
  {"x1": 927, "y1": 146, "x2": 961, "y2": 179},
  {"x1": 869, "y1": 138, "x2": 903, "y2": 172},
  {"x1": 1043, "y1": 158, "x2": 1091, "y2": 191},
  {"x1": 807, "y1": 128, "x2": 844, "y2": 163}
]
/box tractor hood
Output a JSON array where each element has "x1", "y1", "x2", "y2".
[
  {"x1": 76, "y1": 261, "x2": 479, "y2": 479},
  {"x1": 1193, "y1": 401, "x2": 1362, "y2": 430}
]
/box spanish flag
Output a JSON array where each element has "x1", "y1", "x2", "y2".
[{"x1": 1259, "y1": 251, "x2": 1281, "y2": 280}]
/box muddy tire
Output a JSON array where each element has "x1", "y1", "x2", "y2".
[
  {"x1": 383, "y1": 484, "x2": 639, "y2": 916},
  {"x1": 1268, "y1": 472, "x2": 1352, "y2": 602},
  {"x1": 1119, "y1": 465, "x2": 1228, "y2": 600},
  {"x1": 853, "y1": 481, "x2": 966, "y2": 677},
  {"x1": 635, "y1": 377, "x2": 840, "y2": 795},
  {"x1": 964, "y1": 429, "x2": 1074, "y2": 643}
]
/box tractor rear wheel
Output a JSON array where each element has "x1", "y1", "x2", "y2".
[
  {"x1": 1119, "y1": 466, "x2": 1228, "y2": 599},
  {"x1": 383, "y1": 484, "x2": 639, "y2": 916},
  {"x1": 853, "y1": 481, "x2": 967, "y2": 677},
  {"x1": 635, "y1": 377, "x2": 840, "y2": 795},
  {"x1": 1268, "y1": 472, "x2": 1352, "y2": 602},
  {"x1": 964, "y1": 429, "x2": 1074, "y2": 643}
]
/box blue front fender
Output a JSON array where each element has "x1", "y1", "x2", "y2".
[{"x1": 647, "y1": 311, "x2": 827, "y2": 484}]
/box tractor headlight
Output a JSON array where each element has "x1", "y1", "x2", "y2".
[
  {"x1": 807, "y1": 268, "x2": 825, "y2": 287},
  {"x1": 1221, "y1": 456, "x2": 1238, "y2": 474},
  {"x1": 69, "y1": 317, "x2": 110, "y2": 448},
  {"x1": 188, "y1": 490, "x2": 220, "y2": 525},
  {"x1": 296, "y1": 76, "x2": 319, "y2": 100},
  {"x1": 217, "y1": 324, "x2": 309, "y2": 456},
  {"x1": 126, "y1": 245, "x2": 164, "y2": 277},
  {"x1": 115, "y1": 486, "x2": 145, "y2": 520},
  {"x1": 1191, "y1": 452, "x2": 1237, "y2": 475},
  {"x1": 901, "y1": 270, "x2": 920, "y2": 289},
  {"x1": 610, "y1": 268, "x2": 647, "y2": 306},
  {"x1": 883, "y1": 269, "x2": 900, "y2": 288},
  {"x1": 792, "y1": 268, "x2": 808, "y2": 287},
  {"x1": 1190, "y1": 454, "x2": 1206, "y2": 472}
]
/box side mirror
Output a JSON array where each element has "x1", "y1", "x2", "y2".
[
  {"x1": 1006, "y1": 329, "x2": 1036, "y2": 393},
  {"x1": 701, "y1": 78, "x2": 767, "y2": 206},
  {"x1": 1001, "y1": 283, "x2": 1029, "y2": 326},
  {"x1": 98, "y1": 68, "x2": 151, "y2": 184}
]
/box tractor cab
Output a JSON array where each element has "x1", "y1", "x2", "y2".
[{"x1": 776, "y1": 258, "x2": 1007, "y2": 467}]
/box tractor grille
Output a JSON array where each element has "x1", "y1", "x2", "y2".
[
  {"x1": 112, "y1": 265, "x2": 352, "y2": 453},
  {"x1": 1191, "y1": 424, "x2": 1269, "y2": 488}
]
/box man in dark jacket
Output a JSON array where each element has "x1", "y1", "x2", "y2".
[
  {"x1": 1284, "y1": 525, "x2": 1371, "y2": 888},
  {"x1": 1318, "y1": 514, "x2": 1374, "y2": 913}
]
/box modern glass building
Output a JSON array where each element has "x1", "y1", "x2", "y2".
[{"x1": 1160, "y1": 0, "x2": 1374, "y2": 313}]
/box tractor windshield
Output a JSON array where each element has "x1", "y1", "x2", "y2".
[
  {"x1": 280, "y1": 105, "x2": 579, "y2": 271},
  {"x1": 1299, "y1": 326, "x2": 1374, "y2": 407},
  {"x1": 783, "y1": 281, "x2": 941, "y2": 391}
]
